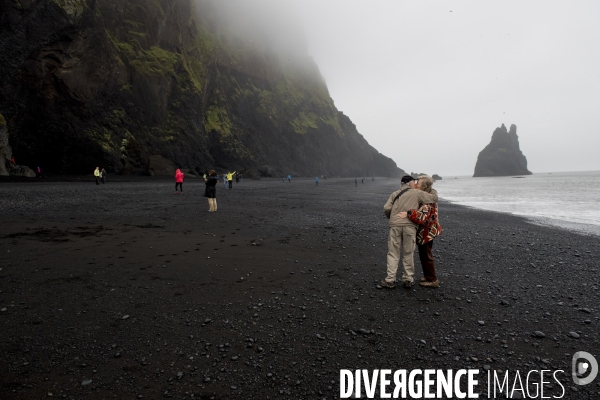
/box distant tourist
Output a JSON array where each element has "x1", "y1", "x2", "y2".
[
  {"x1": 362, "y1": 178, "x2": 365, "y2": 184},
  {"x1": 355, "y1": 178, "x2": 357, "y2": 187},
  {"x1": 397, "y1": 175, "x2": 442, "y2": 288},
  {"x1": 282, "y1": 176, "x2": 285, "y2": 182},
  {"x1": 223, "y1": 174, "x2": 228, "y2": 189},
  {"x1": 315, "y1": 176, "x2": 319, "y2": 186},
  {"x1": 100, "y1": 168, "x2": 106, "y2": 184},
  {"x1": 380, "y1": 175, "x2": 438, "y2": 289},
  {"x1": 94, "y1": 167, "x2": 100, "y2": 185},
  {"x1": 36, "y1": 166, "x2": 41, "y2": 177},
  {"x1": 227, "y1": 171, "x2": 236, "y2": 189},
  {"x1": 204, "y1": 170, "x2": 218, "y2": 212},
  {"x1": 235, "y1": 173, "x2": 239, "y2": 183},
  {"x1": 287, "y1": 174, "x2": 291, "y2": 182},
  {"x1": 174, "y1": 168, "x2": 184, "y2": 194}
]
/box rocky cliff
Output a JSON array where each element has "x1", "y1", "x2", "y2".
[
  {"x1": 473, "y1": 124, "x2": 532, "y2": 177},
  {"x1": 0, "y1": 0, "x2": 403, "y2": 177},
  {"x1": 0, "y1": 114, "x2": 36, "y2": 177}
]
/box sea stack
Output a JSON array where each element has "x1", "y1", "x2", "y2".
[{"x1": 473, "y1": 124, "x2": 532, "y2": 177}]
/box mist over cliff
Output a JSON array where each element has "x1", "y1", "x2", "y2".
[{"x1": 0, "y1": 0, "x2": 403, "y2": 177}]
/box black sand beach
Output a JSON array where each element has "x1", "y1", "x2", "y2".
[{"x1": 0, "y1": 177, "x2": 598, "y2": 399}]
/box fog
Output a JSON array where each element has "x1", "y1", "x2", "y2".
[
  {"x1": 196, "y1": 0, "x2": 309, "y2": 62},
  {"x1": 291, "y1": 0, "x2": 600, "y2": 176},
  {"x1": 203, "y1": 1, "x2": 600, "y2": 176}
]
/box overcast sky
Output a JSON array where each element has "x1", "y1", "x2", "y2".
[{"x1": 287, "y1": 1, "x2": 600, "y2": 176}]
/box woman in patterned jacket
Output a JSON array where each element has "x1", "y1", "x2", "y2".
[{"x1": 397, "y1": 175, "x2": 442, "y2": 288}]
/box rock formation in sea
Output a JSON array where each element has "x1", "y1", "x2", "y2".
[
  {"x1": 0, "y1": 0, "x2": 404, "y2": 177},
  {"x1": 473, "y1": 124, "x2": 532, "y2": 177}
]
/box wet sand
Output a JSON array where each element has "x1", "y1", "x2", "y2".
[{"x1": 0, "y1": 177, "x2": 598, "y2": 399}]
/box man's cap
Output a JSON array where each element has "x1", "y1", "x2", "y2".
[{"x1": 401, "y1": 175, "x2": 414, "y2": 184}]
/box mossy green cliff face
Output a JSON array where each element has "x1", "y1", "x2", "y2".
[{"x1": 0, "y1": 0, "x2": 402, "y2": 176}]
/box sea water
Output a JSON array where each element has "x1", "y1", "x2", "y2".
[{"x1": 434, "y1": 171, "x2": 600, "y2": 236}]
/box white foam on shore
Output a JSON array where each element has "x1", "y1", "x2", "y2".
[
  {"x1": 436, "y1": 171, "x2": 600, "y2": 237},
  {"x1": 524, "y1": 216, "x2": 600, "y2": 237}
]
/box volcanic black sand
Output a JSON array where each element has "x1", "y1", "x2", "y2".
[{"x1": 0, "y1": 177, "x2": 598, "y2": 399}]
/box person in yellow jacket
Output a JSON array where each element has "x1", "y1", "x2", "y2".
[
  {"x1": 94, "y1": 167, "x2": 100, "y2": 185},
  {"x1": 227, "y1": 171, "x2": 236, "y2": 189}
]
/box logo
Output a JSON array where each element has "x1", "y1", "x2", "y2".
[{"x1": 572, "y1": 351, "x2": 598, "y2": 385}]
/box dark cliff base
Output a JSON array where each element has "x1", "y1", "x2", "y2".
[{"x1": 0, "y1": 179, "x2": 598, "y2": 399}]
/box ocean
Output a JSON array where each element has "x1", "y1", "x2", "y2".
[{"x1": 434, "y1": 170, "x2": 600, "y2": 236}]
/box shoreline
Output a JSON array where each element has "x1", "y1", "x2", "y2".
[
  {"x1": 440, "y1": 200, "x2": 600, "y2": 238},
  {"x1": 435, "y1": 170, "x2": 600, "y2": 238},
  {"x1": 1, "y1": 178, "x2": 599, "y2": 398},
  {"x1": 4, "y1": 173, "x2": 599, "y2": 238}
]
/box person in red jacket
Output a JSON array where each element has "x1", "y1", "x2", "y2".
[
  {"x1": 174, "y1": 169, "x2": 184, "y2": 194},
  {"x1": 397, "y1": 175, "x2": 442, "y2": 288}
]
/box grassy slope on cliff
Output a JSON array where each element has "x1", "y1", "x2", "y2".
[{"x1": 0, "y1": 0, "x2": 401, "y2": 176}]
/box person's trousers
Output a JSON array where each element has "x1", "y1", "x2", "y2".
[
  {"x1": 385, "y1": 225, "x2": 417, "y2": 283},
  {"x1": 208, "y1": 198, "x2": 217, "y2": 211},
  {"x1": 175, "y1": 182, "x2": 182, "y2": 192},
  {"x1": 95, "y1": 177, "x2": 99, "y2": 185},
  {"x1": 417, "y1": 240, "x2": 437, "y2": 282},
  {"x1": 228, "y1": 180, "x2": 232, "y2": 188}
]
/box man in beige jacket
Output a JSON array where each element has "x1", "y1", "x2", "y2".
[{"x1": 381, "y1": 175, "x2": 438, "y2": 288}]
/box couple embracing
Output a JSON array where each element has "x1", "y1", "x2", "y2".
[{"x1": 381, "y1": 174, "x2": 442, "y2": 289}]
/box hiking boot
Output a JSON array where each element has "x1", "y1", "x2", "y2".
[
  {"x1": 419, "y1": 280, "x2": 440, "y2": 288},
  {"x1": 379, "y1": 279, "x2": 396, "y2": 289},
  {"x1": 402, "y1": 280, "x2": 414, "y2": 289}
]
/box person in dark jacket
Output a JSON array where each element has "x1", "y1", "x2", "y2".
[{"x1": 204, "y1": 170, "x2": 218, "y2": 212}]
